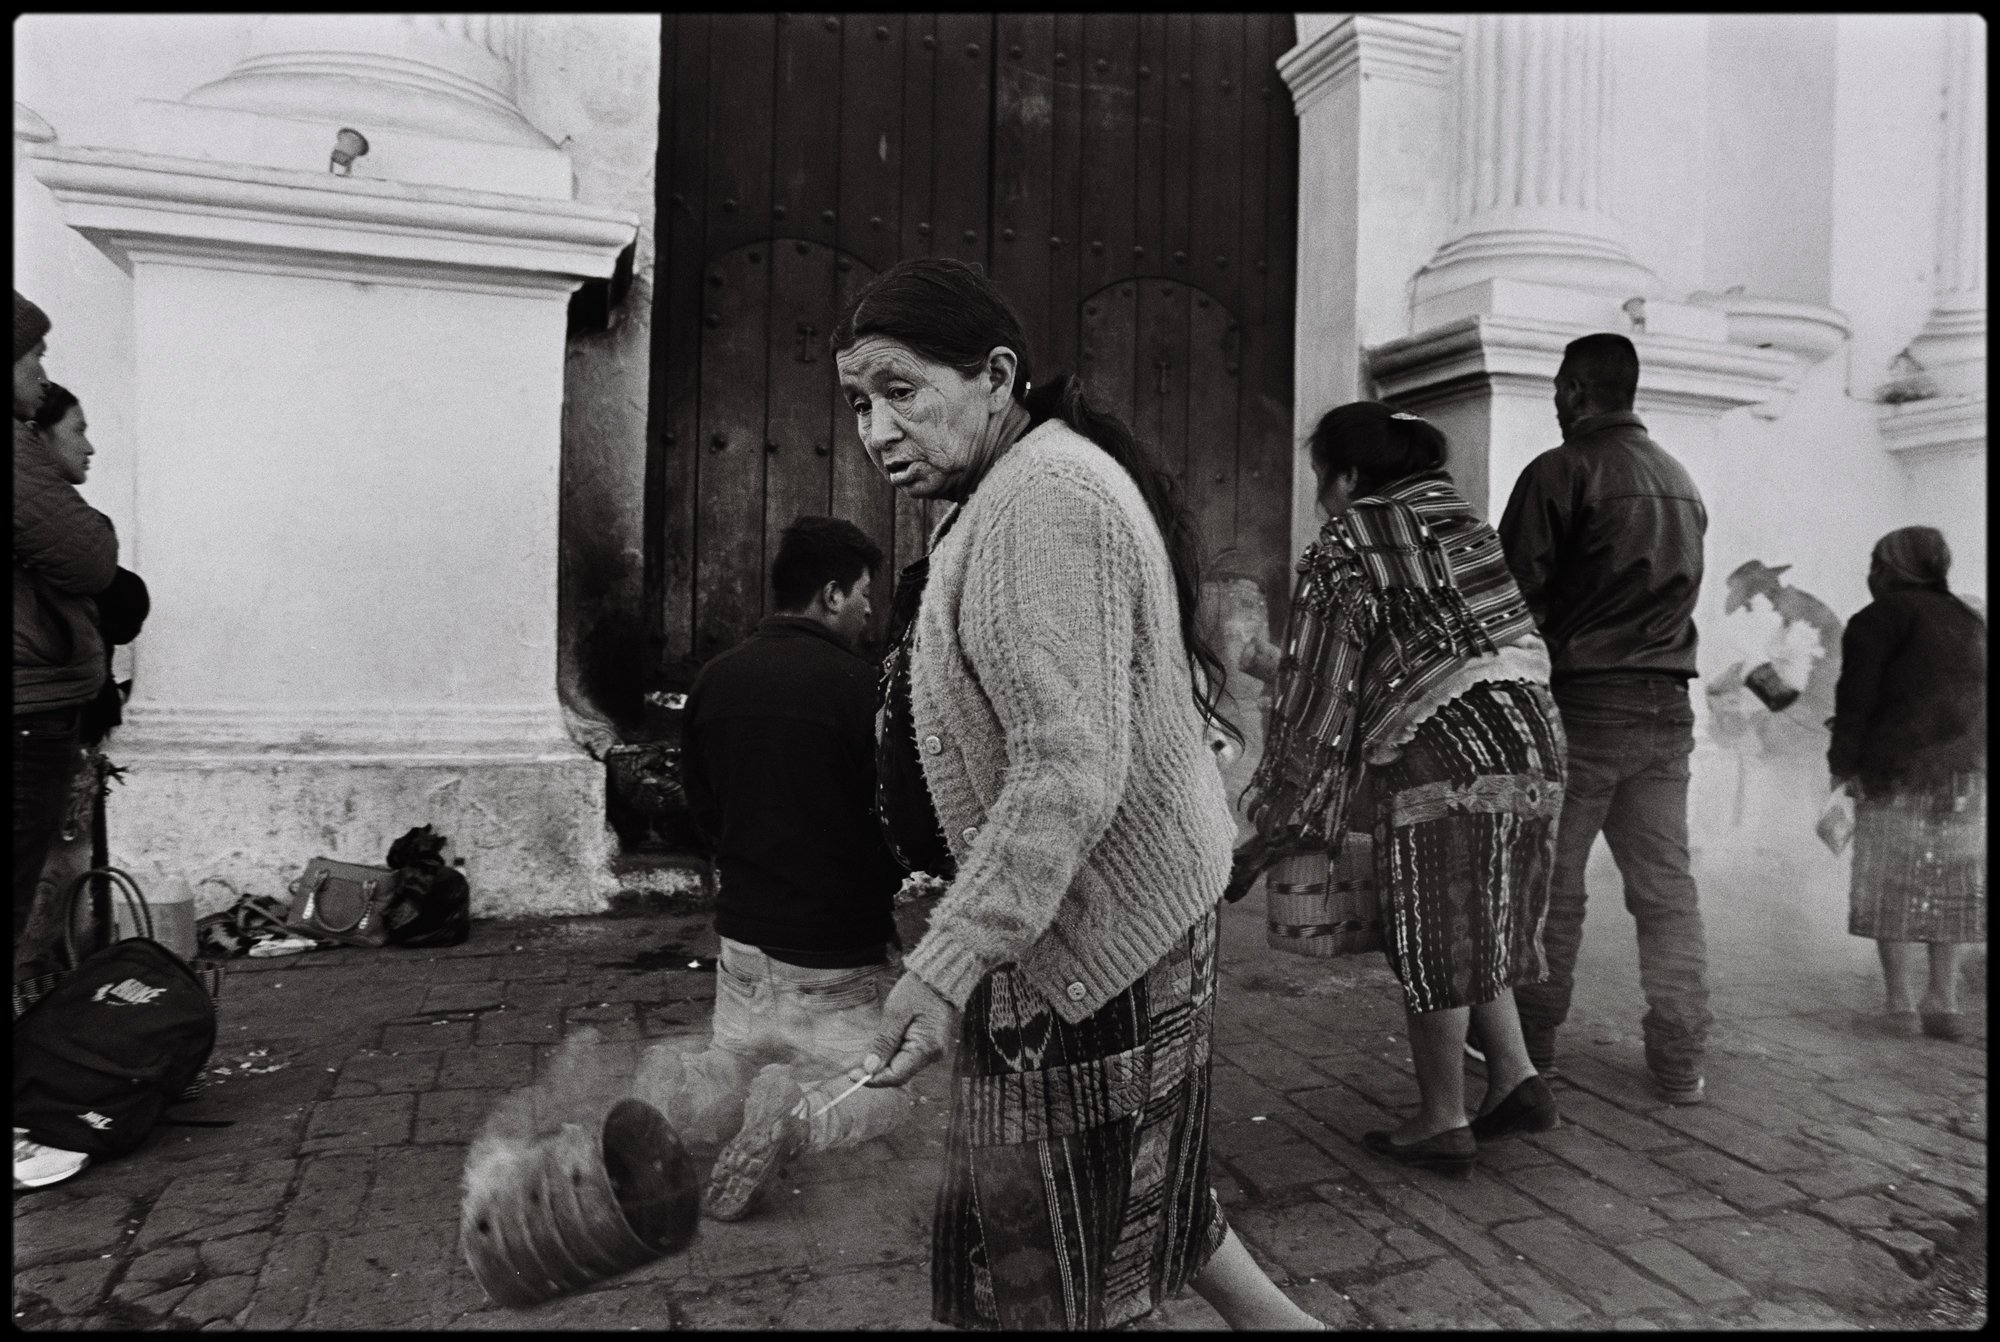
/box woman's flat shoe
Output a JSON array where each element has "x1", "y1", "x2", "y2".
[
  {"x1": 1470, "y1": 1074, "x2": 1560, "y2": 1141},
  {"x1": 1361, "y1": 1126, "x2": 1475, "y2": 1178},
  {"x1": 1920, "y1": 1010, "x2": 1967, "y2": 1041}
]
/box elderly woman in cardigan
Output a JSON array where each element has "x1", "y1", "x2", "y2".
[
  {"x1": 816, "y1": 258, "x2": 1318, "y2": 1331},
  {"x1": 1229, "y1": 402, "x2": 1567, "y2": 1178},
  {"x1": 1827, "y1": 526, "x2": 1986, "y2": 1040}
]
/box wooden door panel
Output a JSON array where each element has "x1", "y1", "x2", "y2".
[
  {"x1": 1242, "y1": 15, "x2": 1299, "y2": 614},
  {"x1": 928, "y1": 12, "x2": 995, "y2": 267},
  {"x1": 1159, "y1": 15, "x2": 1195, "y2": 281},
  {"x1": 694, "y1": 242, "x2": 774, "y2": 659},
  {"x1": 705, "y1": 16, "x2": 778, "y2": 259},
  {"x1": 1044, "y1": 11, "x2": 1086, "y2": 376},
  {"x1": 1077, "y1": 14, "x2": 1141, "y2": 303},
  {"x1": 1184, "y1": 287, "x2": 1241, "y2": 567},
  {"x1": 650, "y1": 13, "x2": 1297, "y2": 682},
  {"x1": 992, "y1": 15, "x2": 1056, "y2": 371},
  {"x1": 1079, "y1": 280, "x2": 1140, "y2": 433},
  {"x1": 837, "y1": 14, "x2": 908, "y2": 278},
  {"x1": 895, "y1": 15, "x2": 938, "y2": 266},
  {"x1": 1135, "y1": 279, "x2": 1191, "y2": 487},
  {"x1": 772, "y1": 14, "x2": 845, "y2": 252},
  {"x1": 762, "y1": 240, "x2": 840, "y2": 579},
  {"x1": 1189, "y1": 15, "x2": 1247, "y2": 317},
  {"x1": 648, "y1": 12, "x2": 712, "y2": 672},
  {"x1": 1132, "y1": 13, "x2": 1168, "y2": 271}
]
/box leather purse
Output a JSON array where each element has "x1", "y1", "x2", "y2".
[
  {"x1": 1263, "y1": 834, "x2": 1384, "y2": 958},
  {"x1": 285, "y1": 858, "x2": 398, "y2": 948}
]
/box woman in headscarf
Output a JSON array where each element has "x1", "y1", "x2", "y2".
[
  {"x1": 1827, "y1": 526, "x2": 1986, "y2": 1039},
  {"x1": 824, "y1": 257, "x2": 1320, "y2": 1330},
  {"x1": 1230, "y1": 402, "x2": 1566, "y2": 1178}
]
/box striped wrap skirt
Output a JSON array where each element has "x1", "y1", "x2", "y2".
[
  {"x1": 1849, "y1": 771, "x2": 1986, "y2": 944},
  {"x1": 1370, "y1": 677, "x2": 1567, "y2": 1015},
  {"x1": 930, "y1": 908, "x2": 1226, "y2": 1331}
]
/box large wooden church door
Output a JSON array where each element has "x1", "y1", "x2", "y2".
[{"x1": 647, "y1": 13, "x2": 1297, "y2": 678}]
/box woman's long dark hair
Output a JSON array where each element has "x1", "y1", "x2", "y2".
[{"x1": 831, "y1": 257, "x2": 1239, "y2": 744}]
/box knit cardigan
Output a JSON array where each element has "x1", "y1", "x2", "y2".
[{"x1": 901, "y1": 419, "x2": 1237, "y2": 1024}]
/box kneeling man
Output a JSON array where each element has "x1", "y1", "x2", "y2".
[{"x1": 637, "y1": 516, "x2": 911, "y2": 1220}]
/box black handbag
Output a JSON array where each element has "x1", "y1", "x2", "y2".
[{"x1": 285, "y1": 858, "x2": 397, "y2": 948}]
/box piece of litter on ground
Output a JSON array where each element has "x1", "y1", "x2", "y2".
[{"x1": 1250, "y1": 1115, "x2": 1268, "y2": 1122}]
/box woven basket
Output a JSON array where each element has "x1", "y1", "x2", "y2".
[{"x1": 1264, "y1": 835, "x2": 1383, "y2": 958}]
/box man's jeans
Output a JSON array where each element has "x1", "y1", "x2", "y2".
[
  {"x1": 1513, "y1": 676, "x2": 1713, "y2": 1079},
  {"x1": 634, "y1": 937, "x2": 911, "y2": 1153},
  {"x1": 13, "y1": 708, "x2": 83, "y2": 977}
]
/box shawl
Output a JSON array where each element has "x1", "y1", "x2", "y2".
[{"x1": 1241, "y1": 470, "x2": 1539, "y2": 869}]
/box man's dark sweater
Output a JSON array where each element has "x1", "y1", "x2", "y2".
[{"x1": 681, "y1": 615, "x2": 905, "y2": 966}]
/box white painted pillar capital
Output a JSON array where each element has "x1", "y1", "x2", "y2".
[
  {"x1": 137, "y1": 14, "x2": 570, "y2": 199},
  {"x1": 184, "y1": 14, "x2": 545, "y2": 149},
  {"x1": 1906, "y1": 13, "x2": 1986, "y2": 396},
  {"x1": 1414, "y1": 14, "x2": 1656, "y2": 313}
]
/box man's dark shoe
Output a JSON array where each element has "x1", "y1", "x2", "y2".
[
  {"x1": 1361, "y1": 1126, "x2": 1475, "y2": 1179},
  {"x1": 1470, "y1": 1074, "x2": 1560, "y2": 1141},
  {"x1": 1920, "y1": 1010, "x2": 1967, "y2": 1041}
]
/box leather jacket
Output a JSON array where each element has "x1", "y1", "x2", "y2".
[
  {"x1": 14, "y1": 420, "x2": 117, "y2": 714},
  {"x1": 1497, "y1": 412, "x2": 1706, "y2": 684}
]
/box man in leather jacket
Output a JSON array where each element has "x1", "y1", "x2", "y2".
[{"x1": 1496, "y1": 332, "x2": 1714, "y2": 1106}]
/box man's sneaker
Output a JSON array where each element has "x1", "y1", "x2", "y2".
[
  {"x1": 704, "y1": 1070, "x2": 809, "y2": 1222},
  {"x1": 13, "y1": 1130, "x2": 89, "y2": 1190},
  {"x1": 1654, "y1": 1073, "x2": 1706, "y2": 1106}
]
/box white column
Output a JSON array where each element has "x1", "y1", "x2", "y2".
[
  {"x1": 1278, "y1": 12, "x2": 1462, "y2": 558},
  {"x1": 25, "y1": 15, "x2": 636, "y2": 917},
  {"x1": 1905, "y1": 14, "x2": 1986, "y2": 395},
  {"x1": 1414, "y1": 14, "x2": 1656, "y2": 314}
]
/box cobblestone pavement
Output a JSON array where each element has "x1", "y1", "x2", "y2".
[{"x1": 13, "y1": 846, "x2": 1987, "y2": 1331}]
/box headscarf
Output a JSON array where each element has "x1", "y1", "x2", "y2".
[
  {"x1": 14, "y1": 290, "x2": 51, "y2": 362},
  {"x1": 1871, "y1": 526, "x2": 1951, "y2": 594}
]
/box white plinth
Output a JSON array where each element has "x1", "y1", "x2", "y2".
[{"x1": 28, "y1": 140, "x2": 638, "y2": 916}]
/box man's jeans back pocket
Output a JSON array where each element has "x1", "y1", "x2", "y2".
[{"x1": 794, "y1": 966, "x2": 884, "y2": 1012}]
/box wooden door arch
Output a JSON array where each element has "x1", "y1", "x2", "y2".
[{"x1": 648, "y1": 13, "x2": 1297, "y2": 679}]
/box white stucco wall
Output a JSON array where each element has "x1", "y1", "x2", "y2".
[
  {"x1": 15, "y1": 14, "x2": 665, "y2": 736},
  {"x1": 14, "y1": 16, "x2": 257, "y2": 559}
]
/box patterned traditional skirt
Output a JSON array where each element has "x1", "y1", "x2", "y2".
[
  {"x1": 1849, "y1": 772, "x2": 1987, "y2": 943},
  {"x1": 1370, "y1": 678, "x2": 1566, "y2": 1015},
  {"x1": 930, "y1": 908, "x2": 1226, "y2": 1331}
]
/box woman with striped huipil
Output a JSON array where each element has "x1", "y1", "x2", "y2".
[{"x1": 1229, "y1": 401, "x2": 1568, "y2": 1177}]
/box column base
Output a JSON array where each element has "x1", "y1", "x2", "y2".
[{"x1": 105, "y1": 727, "x2": 619, "y2": 919}]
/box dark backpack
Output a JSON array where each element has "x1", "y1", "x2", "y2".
[
  {"x1": 14, "y1": 937, "x2": 217, "y2": 1160},
  {"x1": 382, "y1": 825, "x2": 471, "y2": 948}
]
